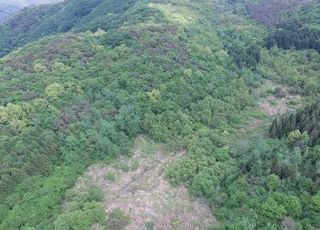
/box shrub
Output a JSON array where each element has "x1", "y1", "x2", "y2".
[
  {"x1": 106, "y1": 209, "x2": 130, "y2": 230},
  {"x1": 274, "y1": 87, "x2": 286, "y2": 98},
  {"x1": 105, "y1": 171, "x2": 117, "y2": 182}
]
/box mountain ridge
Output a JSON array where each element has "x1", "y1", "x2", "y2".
[{"x1": 0, "y1": 0, "x2": 64, "y2": 23}]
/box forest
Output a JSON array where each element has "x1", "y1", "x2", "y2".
[
  {"x1": 0, "y1": 0, "x2": 319, "y2": 229},
  {"x1": 266, "y1": 2, "x2": 320, "y2": 53}
]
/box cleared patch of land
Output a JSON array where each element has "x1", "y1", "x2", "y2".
[
  {"x1": 258, "y1": 81, "x2": 301, "y2": 116},
  {"x1": 236, "y1": 80, "x2": 303, "y2": 140},
  {"x1": 75, "y1": 135, "x2": 217, "y2": 230}
]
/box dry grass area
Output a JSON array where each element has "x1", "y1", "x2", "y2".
[
  {"x1": 259, "y1": 97, "x2": 291, "y2": 116},
  {"x1": 237, "y1": 81, "x2": 303, "y2": 139},
  {"x1": 75, "y1": 135, "x2": 217, "y2": 230},
  {"x1": 258, "y1": 82, "x2": 301, "y2": 116}
]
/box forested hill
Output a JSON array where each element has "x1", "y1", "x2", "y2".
[
  {"x1": 0, "y1": 0, "x2": 319, "y2": 229},
  {"x1": 0, "y1": 0, "x2": 138, "y2": 56},
  {"x1": 0, "y1": 0, "x2": 63, "y2": 23}
]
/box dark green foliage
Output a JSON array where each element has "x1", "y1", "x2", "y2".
[
  {"x1": 226, "y1": 43, "x2": 261, "y2": 69},
  {"x1": 0, "y1": 0, "x2": 139, "y2": 57},
  {"x1": 146, "y1": 221, "x2": 155, "y2": 230},
  {"x1": 168, "y1": 135, "x2": 320, "y2": 229},
  {"x1": 218, "y1": 30, "x2": 262, "y2": 70},
  {"x1": 0, "y1": 3, "x2": 64, "y2": 57},
  {"x1": 274, "y1": 87, "x2": 286, "y2": 98},
  {"x1": 266, "y1": 2, "x2": 320, "y2": 53},
  {"x1": 106, "y1": 208, "x2": 130, "y2": 230},
  {"x1": 270, "y1": 102, "x2": 320, "y2": 146}
]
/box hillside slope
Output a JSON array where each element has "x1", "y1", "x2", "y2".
[
  {"x1": 0, "y1": 0, "x2": 319, "y2": 229},
  {"x1": 0, "y1": 0, "x2": 254, "y2": 228},
  {"x1": 267, "y1": 2, "x2": 320, "y2": 53},
  {"x1": 0, "y1": 0, "x2": 138, "y2": 56},
  {"x1": 0, "y1": 0, "x2": 63, "y2": 23}
]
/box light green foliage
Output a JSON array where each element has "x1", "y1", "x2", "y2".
[
  {"x1": 45, "y1": 83, "x2": 65, "y2": 100},
  {"x1": 166, "y1": 149, "x2": 233, "y2": 198},
  {"x1": 310, "y1": 194, "x2": 320, "y2": 212},
  {"x1": 287, "y1": 130, "x2": 310, "y2": 149},
  {"x1": 54, "y1": 202, "x2": 105, "y2": 230},
  {"x1": 146, "y1": 221, "x2": 155, "y2": 230},
  {"x1": 259, "y1": 48, "x2": 320, "y2": 96},
  {"x1": 105, "y1": 171, "x2": 117, "y2": 182},
  {"x1": 118, "y1": 162, "x2": 130, "y2": 172},
  {"x1": 54, "y1": 185, "x2": 105, "y2": 230},
  {"x1": 272, "y1": 193, "x2": 302, "y2": 217},
  {"x1": 52, "y1": 61, "x2": 68, "y2": 72},
  {"x1": 130, "y1": 159, "x2": 140, "y2": 171},
  {"x1": 146, "y1": 89, "x2": 161, "y2": 102},
  {"x1": 33, "y1": 63, "x2": 48, "y2": 73},
  {"x1": 171, "y1": 218, "x2": 181, "y2": 230},
  {"x1": 0, "y1": 103, "x2": 30, "y2": 131},
  {"x1": 260, "y1": 197, "x2": 287, "y2": 221},
  {"x1": 266, "y1": 174, "x2": 281, "y2": 191}
]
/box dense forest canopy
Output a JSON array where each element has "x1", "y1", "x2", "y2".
[
  {"x1": 266, "y1": 2, "x2": 320, "y2": 53},
  {"x1": 0, "y1": 0, "x2": 319, "y2": 229}
]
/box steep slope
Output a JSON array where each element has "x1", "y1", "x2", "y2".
[
  {"x1": 0, "y1": 0, "x2": 138, "y2": 56},
  {"x1": 0, "y1": 0, "x2": 257, "y2": 228}
]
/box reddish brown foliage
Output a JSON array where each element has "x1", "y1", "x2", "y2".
[{"x1": 246, "y1": 0, "x2": 313, "y2": 26}]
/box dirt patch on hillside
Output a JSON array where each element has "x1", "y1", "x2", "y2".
[
  {"x1": 259, "y1": 97, "x2": 290, "y2": 116},
  {"x1": 258, "y1": 85, "x2": 301, "y2": 116},
  {"x1": 76, "y1": 136, "x2": 217, "y2": 230}
]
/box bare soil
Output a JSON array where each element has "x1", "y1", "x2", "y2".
[
  {"x1": 258, "y1": 85, "x2": 301, "y2": 116},
  {"x1": 76, "y1": 135, "x2": 217, "y2": 230}
]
